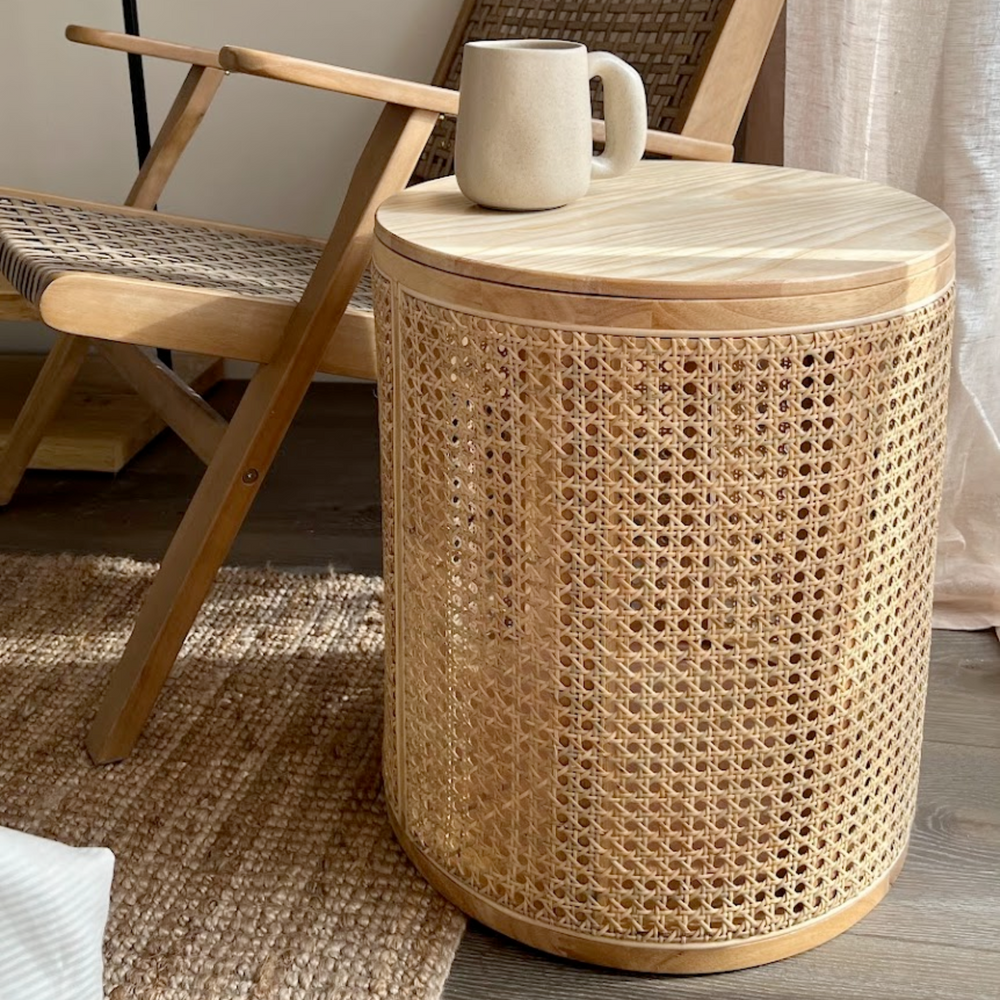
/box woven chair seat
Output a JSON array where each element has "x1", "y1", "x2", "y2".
[{"x1": 0, "y1": 193, "x2": 373, "y2": 313}]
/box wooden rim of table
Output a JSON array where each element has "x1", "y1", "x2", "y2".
[
  {"x1": 374, "y1": 241, "x2": 954, "y2": 333},
  {"x1": 375, "y1": 162, "x2": 955, "y2": 302},
  {"x1": 390, "y1": 807, "x2": 909, "y2": 975}
]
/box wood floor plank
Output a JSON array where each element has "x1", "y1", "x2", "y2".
[
  {"x1": 925, "y1": 630, "x2": 1000, "y2": 748},
  {"x1": 0, "y1": 351, "x2": 223, "y2": 471},
  {"x1": 443, "y1": 926, "x2": 1000, "y2": 1000},
  {"x1": 0, "y1": 382, "x2": 384, "y2": 574},
  {"x1": 850, "y1": 742, "x2": 1000, "y2": 952}
]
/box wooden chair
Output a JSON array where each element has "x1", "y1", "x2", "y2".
[{"x1": 0, "y1": 2, "x2": 783, "y2": 763}]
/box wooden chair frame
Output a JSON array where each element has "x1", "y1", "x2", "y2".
[{"x1": 0, "y1": 3, "x2": 783, "y2": 763}]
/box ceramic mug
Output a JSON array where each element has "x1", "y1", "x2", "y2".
[{"x1": 454, "y1": 39, "x2": 647, "y2": 211}]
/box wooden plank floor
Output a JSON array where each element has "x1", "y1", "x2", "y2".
[
  {"x1": 1, "y1": 382, "x2": 998, "y2": 999},
  {"x1": 0, "y1": 351, "x2": 223, "y2": 471},
  {"x1": 0, "y1": 381, "x2": 383, "y2": 575}
]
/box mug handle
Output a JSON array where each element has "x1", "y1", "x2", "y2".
[{"x1": 587, "y1": 52, "x2": 647, "y2": 180}]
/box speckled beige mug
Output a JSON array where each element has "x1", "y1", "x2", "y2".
[{"x1": 455, "y1": 39, "x2": 647, "y2": 211}]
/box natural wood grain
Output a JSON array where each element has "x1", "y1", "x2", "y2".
[
  {"x1": 375, "y1": 162, "x2": 955, "y2": 300},
  {"x1": 219, "y1": 45, "x2": 461, "y2": 116},
  {"x1": 85, "y1": 104, "x2": 440, "y2": 764},
  {"x1": 375, "y1": 162, "x2": 956, "y2": 973},
  {"x1": 375, "y1": 242, "x2": 954, "y2": 332},
  {"x1": 681, "y1": 0, "x2": 786, "y2": 145},
  {"x1": 38, "y1": 277, "x2": 377, "y2": 379},
  {"x1": 65, "y1": 24, "x2": 221, "y2": 69}
]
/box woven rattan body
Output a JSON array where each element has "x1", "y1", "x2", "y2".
[{"x1": 372, "y1": 162, "x2": 956, "y2": 972}]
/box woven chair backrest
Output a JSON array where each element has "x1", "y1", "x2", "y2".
[{"x1": 413, "y1": 0, "x2": 738, "y2": 182}]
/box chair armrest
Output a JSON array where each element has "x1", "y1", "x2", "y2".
[
  {"x1": 66, "y1": 27, "x2": 731, "y2": 163},
  {"x1": 66, "y1": 24, "x2": 222, "y2": 69},
  {"x1": 219, "y1": 46, "x2": 459, "y2": 116},
  {"x1": 642, "y1": 126, "x2": 734, "y2": 162},
  {"x1": 589, "y1": 121, "x2": 733, "y2": 163},
  {"x1": 221, "y1": 47, "x2": 730, "y2": 162}
]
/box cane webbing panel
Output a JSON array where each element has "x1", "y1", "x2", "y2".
[
  {"x1": 0, "y1": 195, "x2": 373, "y2": 314},
  {"x1": 413, "y1": 0, "x2": 733, "y2": 182},
  {"x1": 373, "y1": 268, "x2": 401, "y2": 816},
  {"x1": 376, "y1": 269, "x2": 953, "y2": 946}
]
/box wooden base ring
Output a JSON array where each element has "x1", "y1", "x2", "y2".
[{"x1": 389, "y1": 808, "x2": 909, "y2": 974}]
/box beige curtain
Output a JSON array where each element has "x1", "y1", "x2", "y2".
[{"x1": 785, "y1": 0, "x2": 1000, "y2": 631}]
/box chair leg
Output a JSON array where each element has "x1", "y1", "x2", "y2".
[
  {"x1": 86, "y1": 102, "x2": 440, "y2": 762},
  {"x1": 85, "y1": 357, "x2": 318, "y2": 763},
  {"x1": 96, "y1": 342, "x2": 227, "y2": 464},
  {"x1": 0, "y1": 333, "x2": 89, "y2": 505}
]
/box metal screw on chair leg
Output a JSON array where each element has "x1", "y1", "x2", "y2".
[{"x1": 242, "y1": 468, "x2": 259, "y2": 484}]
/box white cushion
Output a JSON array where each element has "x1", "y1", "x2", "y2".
[{"x1": 0, "y1": 827, "x2": 115, "y2": 1000}]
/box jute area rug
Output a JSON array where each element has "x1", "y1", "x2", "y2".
[{"x1": 0, "y1": 553, "x2": 465, "y2": 999}]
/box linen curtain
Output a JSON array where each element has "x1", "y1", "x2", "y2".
[{"x1": 784, "y1": 0, "x2": 1000, "y2": 631}]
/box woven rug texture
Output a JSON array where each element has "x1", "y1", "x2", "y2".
[{"x1": 0, "y1": 553, "x2": 465, "y2": 999}]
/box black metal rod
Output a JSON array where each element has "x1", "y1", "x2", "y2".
[
  {"x1": 122, "y1": 1, "x2": 171, "y2": 368},
  {"x1": 122, "y1": 0, "x2": 151, "y2": 167}
]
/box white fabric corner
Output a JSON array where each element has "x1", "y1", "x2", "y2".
[{"x1": 0, "y1": 826, "x2": 115, "y2": 1000}]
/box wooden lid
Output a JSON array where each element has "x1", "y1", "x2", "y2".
[{"x1": 375, "y1": 162, "x2": 954, "y2": 300}]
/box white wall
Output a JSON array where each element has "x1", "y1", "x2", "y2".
[{"x1": 0, "y1": 0, "x2": 464, "y2": 351}]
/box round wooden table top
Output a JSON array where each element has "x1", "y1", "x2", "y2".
[{"x1": 375, "y1": 161, "x2": 954, "y2": 301}]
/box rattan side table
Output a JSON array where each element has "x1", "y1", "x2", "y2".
[{"x1": 372, "y1": 162, "x2": 955, "y2": 973}]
